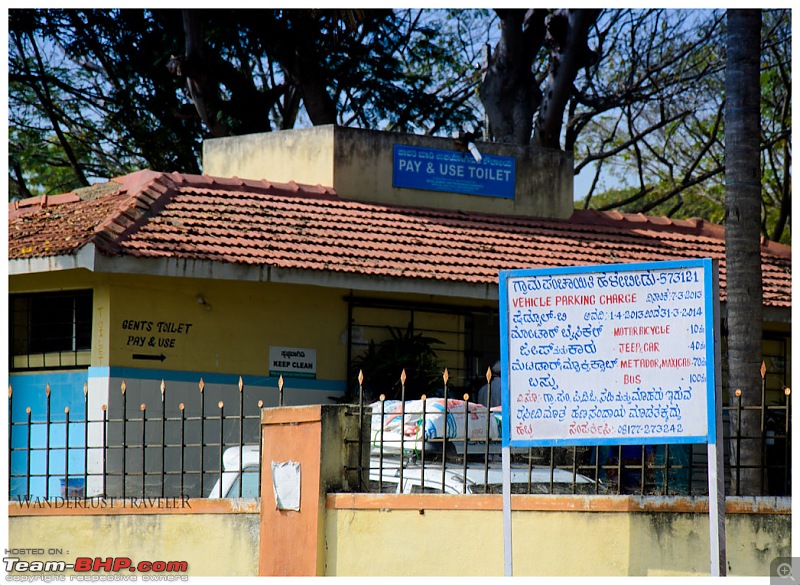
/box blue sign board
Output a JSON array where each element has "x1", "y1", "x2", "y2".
[{"x1": 393, "y1": 145, "x2": 515, "y2": 198}]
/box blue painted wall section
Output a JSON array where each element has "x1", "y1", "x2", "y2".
[
  {"x1": 9, "y1": 367, "x2": 345, "y2": 499},
  {"x1": 9, "y1": 370, "x2": 89, "y2": 499}
]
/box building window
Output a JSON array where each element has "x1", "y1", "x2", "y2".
[
  {"x1": 10, "y1": 290, "x2": 93, "y2": 370},
  {"x1": 346, "y1": 295, "x2": 499, "y2": 401}
]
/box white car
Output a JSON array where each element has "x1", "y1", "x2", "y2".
[
  {"x1": 207, "y1": 445, "x2": 261, "y2": 498},
  {"x1": 208, "y1": 445, "x2": 598, "y2": 498},
  {"x1": 368, "y1": 456, "x2": 595, "y2": 494}
]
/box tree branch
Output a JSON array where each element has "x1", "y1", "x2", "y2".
[{"x1": 13, "y1": 30, "x2": 89, "y2": 187}]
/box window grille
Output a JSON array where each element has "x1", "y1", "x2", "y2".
[{"x1": 10, "y1": 290, "x2": 93, "y2": 371}]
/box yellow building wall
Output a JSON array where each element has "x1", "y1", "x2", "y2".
[
  {"x1": 10, "y1": 270, "x2": 479, "y2": 389},
  {"x1": 92, "y1": 283, "x2": 111, "y2": 367},
  {"x1": 102, "y1": 274, "x2": 347, "y2": 378},
  {"x1": 9, "y1": 268, "x2": 102, "y2": 295},
  {"x1": 10, "y1": 270, "x2": 350, "y2": 379}
]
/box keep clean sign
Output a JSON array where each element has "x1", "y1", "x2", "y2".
[{"x1": 269, "y1": 346, "x2": 317, "y2": 379}]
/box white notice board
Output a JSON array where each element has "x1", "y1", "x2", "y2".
[{"x1": 499, "y1": 259, "x2": 719, "y2": 447}]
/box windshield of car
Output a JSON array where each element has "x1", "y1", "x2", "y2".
[{"x1": 226, "y1": 467, "x2": 260, "y2": 498}]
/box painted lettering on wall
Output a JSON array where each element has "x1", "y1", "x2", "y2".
[
  {"x1": 96, "y1": 306, "x2": 105, "y2": 365},
  {"x1": 501, "y1": 260, "x2": 716, "y2": 447},
  {"x1": 121, "y1": 319, "x2": 193, "y2": 350}
]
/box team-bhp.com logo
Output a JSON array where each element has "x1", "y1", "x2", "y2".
[{"x1": 4, "y1": 556, "x2": 188, "y2": 576}]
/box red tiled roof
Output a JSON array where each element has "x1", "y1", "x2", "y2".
[{"x1": 8, "y1": 169, "x2": 792, "y2": 308}]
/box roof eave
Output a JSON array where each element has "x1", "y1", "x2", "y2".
[
  {"x1": 8, "y1": 244, "x2": 97, "y2": 275},
  {"x1": 89, "y1": 253, "x2": 499, "y2": 300},
  {"x1": 8, "y1": 249, "x2": 790, "y2": 320}
]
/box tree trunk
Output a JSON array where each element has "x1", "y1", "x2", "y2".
[
  {"x1": 279, "y1": 11, "x2": 338, "y2": 126},
  {"x1": 479, "y1": 9, "x2": 599, "y2": 149},
  {"x1": 177, "y1": 10, "x2": 230, "y2": 137},
  {"x1": 478, "y1": 9, "x2": 546, "y2": 145},
  {"x1": 532, "y1": 9, "x2": 600, "y2": 149},
  {"x1": 724, "y1": 9, "x2": 763, "y2": 496}
]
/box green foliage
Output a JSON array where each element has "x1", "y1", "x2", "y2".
[
  {"x1": 8, "y1": 8, "x2": 492, "y2": 199},
  {"x1": 9, "y1": 126, "x2": 93, "y2": 198},
  {"x1": 7, "y1": 8, "x2": 791, "y2": 247},
  {"x1": 578, "y1": 183, "x2": 725, "y2": 226},
  {"x1": 575, "y1": 9, "x2": 790, "y2": 245},
  {"x1": 349, "y1": 323, "x2": 444, "y2": 403},
  {"x1": 9, "y1": 9, "x2": 200, "y2": 198}
]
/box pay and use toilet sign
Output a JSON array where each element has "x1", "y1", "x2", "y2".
[{"x1": 498, "y1": 259, "x2": 719, "y2": 447}]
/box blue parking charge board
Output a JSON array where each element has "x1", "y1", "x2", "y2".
[
  {"x1": 393, "y1": 144, "x2": 515, "y2": 198},
  {"x1": 498, "y1": 259, "x2": 720, "y2": 448}
]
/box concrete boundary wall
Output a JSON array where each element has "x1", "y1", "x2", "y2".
[
  {"x1": 7, "y1": 494, "x2": 789, "y2": 577},
  {"x1": 257, "y1": 404, "x2": 790, "y2": 577},
  {"x1": 7, "y1": 499, "x2": 260, "y2": 576},
  {"x1": 324, "y1": 494, "x2": 790, "y2": 576},
  {"x1": 6, "y1": 404, "x2": 792, "y2": 577}
]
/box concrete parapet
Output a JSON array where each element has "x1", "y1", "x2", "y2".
[{"x1": 203, "y1": 126, "x2": 574, "y2": 219}]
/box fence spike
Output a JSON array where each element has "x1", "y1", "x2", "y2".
[
  {"x1": 46, "y1": 383, "x2": 51, "y2": 397},
  {"x1": 8, "y1": 385, "x2": 12, "y2": 398},
  {"x1": 179, "y1": 403, "x2": 185, "y2": 411},
  {"x1": 486, "y1": 366, "x2": 492, "y2": 384},
  {"x1": 735, "y1": 388, "x2": 742, "y2": 397},
  {"x1": 761, "y1": 361, "x2": 767, "y2": 379},
  {"x1": 358, "y1": 370, "x2": 364, "y2": 386},
  {"x1": 258, "y1": 400, "x2": 263, "y2": 408},
  {"x1": 218, "y1": 401, "x2": 224, "y2": 409},
  {"x1": 161, "y1": 379, "x2": 166, "y2": 400},
  {"x1": 140, "y1": 403, "x2": 146, "y2": 411},
  {"x1": 83, "y1": 382, "x2": 88, "y2": 398},
  {"x1": 785, "y1": 387, "x2": 791, "y2": 396},
  {"x1": 400, "y1": 369, "x2": 407, "y2": 385},
  {"x1": 26, "y1": 407, "x2": 31, "y2": 414},
  {"x1": 121, "y1": 381, "x2": 127, "y2": 395},
  {"x1": 239, "y1": 376, "x2": 244, "y2": 393},
  {"x1": 278, "y1": 375, "x2": 284, "y2": 391},
  {"x1": 443, "y1": 368, "x2": 449, "y2": 385},
  {"x1": 65, "y1": 407, "x2": 70, "y2": 414},
  {"x1": 199, "y1": 378, "x2": 205, "y2": 393}
]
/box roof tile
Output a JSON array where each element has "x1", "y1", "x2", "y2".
[{"x1": 7, "y1": 171, "x2": 791, "y2": 308}]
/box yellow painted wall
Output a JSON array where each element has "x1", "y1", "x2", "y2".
[
  {"x1": 11, "y1": 271, "x2": 485, "y2": 387},
  {"x1": 7, "y1": 498, "x2": 790, "y2": 577},
  {"x1": 92, "y1": 283, "x2": 111, "y2": 367},
  {"x1": 11, "y1": 270, "x2": 352, "y2": 378},
  {"x1": 325, "y1": 505, "x2": 791, "y2": 576},
  {"x1": 627, "y1": 512, "x2": 791, "y2": 576},
  {"x1": 9, "y1": 269, "x2": 101, "y2": 295},
  {"x1": 8, "y1": 510, "x2": 259, "y2": 576},
  {"x1": 103, "y1": 274, "x2": 347, "y2": 377},
  {"x1": 11, "y1": 270, "x2": 789, "y2": 396}
]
